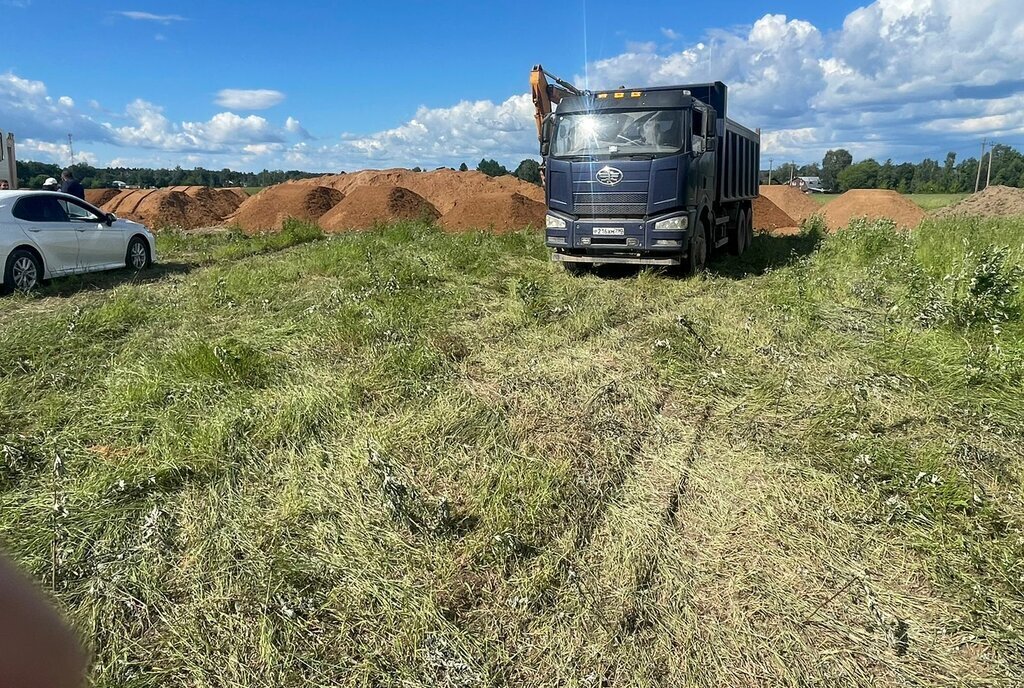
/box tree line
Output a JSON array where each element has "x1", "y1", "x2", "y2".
[
  {"x1": 763, "y1": 144, "x2": 1024, "y2": 193},
  {"x1": 15, "y1": 157, "x2": 544, "y2": 190}
]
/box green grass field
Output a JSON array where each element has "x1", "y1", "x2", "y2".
[
  {"x1": 1, "y1": 217, "x2": 1022, "y2": 686},
  {"x1": 808, "y1": 193, "x2": 967, "y2": 210}
]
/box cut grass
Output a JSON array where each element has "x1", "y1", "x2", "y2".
[{"x1": 0, "y1": 218, "x2": 1022, "y2": 686}]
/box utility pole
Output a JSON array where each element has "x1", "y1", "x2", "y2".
[
  {"x1": 67, "y1": 133, "x2": 75, "y2": 167},
  {"x1": 974, "y1": 138, "x2": 986, "y2": 193},
  {"x1": 789, "y1": 160, "x2": 795, "y2": 184},
  {"x1": 768, "y1": 158, "x2": 773, "y2": 185},
  {"x1": 986, "y1": 143, "x2": 994, "y2": 189}
]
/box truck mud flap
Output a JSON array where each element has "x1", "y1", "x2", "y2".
[{"x1": 552, "y1": 253, "x2": 681, "y2": 266}]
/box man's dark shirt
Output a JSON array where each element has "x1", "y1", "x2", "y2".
[{"x1": 60, "y1": 179, "x2": 85, "y2": 200}]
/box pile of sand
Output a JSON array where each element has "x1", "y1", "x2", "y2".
[
  {"x1": 319, "y1": 185, "x2": 439, "y2": 232},
  {"x1": 440, "y1": 192, "x2": 545, "y2": 233},
  {"x1": 752, "y1": 196, "x2": 796, "y2": 231},
  {"x1": 85, "y1": 188, "x2": 121, "y2": 207},
  {"x1": 230, "y1": 185, "x2": 343, "y2": 232},
  {"x1": 294, "y1": 168, "x2": 544, "y2": 214},
  {"x1": 822, "y1": 190, "x2": 925, "y2": 231},
  {"x1": 934, "y1": 185, "x2": 1024, "y2": 219},
  {"x1": 758, "y1": 185, "x2": 821, "y2": 224},
  {"x1": 101, "y1": 186, "x2": 244, "y2": 230}
]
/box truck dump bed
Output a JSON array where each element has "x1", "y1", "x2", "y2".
[{"x1": 719, "y1": 119, "x2": 759, "y2": 203}]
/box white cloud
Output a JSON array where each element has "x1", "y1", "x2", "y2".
[
  {"x1": 661, "y1": 28, "x2": 680, "y2": 40},
  {"x1": 285, "y1": 116, "x2": 312, "y2": 139},
  {"x1": 18, "y1": 138, "x2": 96, "y2": 166},
  {"x1": 58, "y1": 96, "x2": 74, "y2": 108},
  {"x1": 110, "y1": 100, "x2": 285, "y2": 152},
  {"x1": 215, "y1": 89, "x2": 285, "y2": 110},
  {"x1": 116, "y1": 11, "x2": 185, "y2": 23}
]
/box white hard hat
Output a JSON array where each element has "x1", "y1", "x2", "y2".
[{"x1": 43, "y1": 177, "x2": 58, "y2": 187}]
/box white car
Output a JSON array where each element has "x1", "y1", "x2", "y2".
[{"x1": 0, "y1": 190, "x2": 157, "y2": 293}]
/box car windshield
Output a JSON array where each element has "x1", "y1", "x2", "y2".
[{"x1": 551, "y1": 109, "x2": 683, "y2": 158}]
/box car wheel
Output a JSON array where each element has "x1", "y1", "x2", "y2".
[
  {"x1": 127, "y1": 237, "x2": 151, "y2": 271},
  {"x1": 685, "y1": 220, "x2": 708, "y2": 275},
  {"x1": 4, "y1": 249, "x2": 43, "y2": 293}
]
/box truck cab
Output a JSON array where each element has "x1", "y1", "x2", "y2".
[{"x1": 540, "y1": 82, "x2": 759, "y2": 272}]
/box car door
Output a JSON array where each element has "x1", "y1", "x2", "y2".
[
  {"x1": 11, "y1": 195, "x2": 79, "y2": 275},
  {"x1": 61, "y1": 198, "x2": 124, "y2": 271}
]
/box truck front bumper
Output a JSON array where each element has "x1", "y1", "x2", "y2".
[{"x1": 544, "y1": 210, "x2": 695, "y2": 258}]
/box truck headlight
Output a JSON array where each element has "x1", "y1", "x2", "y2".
[
  {"x1": 546, "y1": 214, "x2": 567, "y2": 229},
  {"x1": 654, "y1": 216, "x2": 688, "y2": 230}
]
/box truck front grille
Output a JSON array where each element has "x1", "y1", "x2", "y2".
[{"x1": 573, "y1": 191, "x2": 647, "y2": 217}]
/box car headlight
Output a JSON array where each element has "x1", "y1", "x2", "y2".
[
  {"x1": 546, "y1": 214, "x2": 567, "y2": 229},
  {"x1": 654, "y1": 216, "x2": 688, "y2": 230}
]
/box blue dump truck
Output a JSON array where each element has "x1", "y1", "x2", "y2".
[{"x1": 530, "y1": 66, "x2": 759, "y2": 273}]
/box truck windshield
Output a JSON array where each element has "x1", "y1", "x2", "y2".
[{"x1": 551, "y1": 110, "x2": 683, "y2": 158}]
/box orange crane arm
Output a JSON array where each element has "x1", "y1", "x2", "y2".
[{"x1": 530, "y1": 65, "x2": 581, "y2": 145}]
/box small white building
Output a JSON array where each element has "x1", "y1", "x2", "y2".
[
  {"x1": 112, "y1": 180, "x2": 128, "y2": 189},
  {"x1": 790, "y1": 176, "x2": 826, "y2": 193}
]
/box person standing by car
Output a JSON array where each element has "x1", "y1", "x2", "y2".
[
  {"x1": 42, "y1": 177, "x2": 59, "y2": 191},
  {"x1": 0, "y1": 180, "x2": 9, "y2": 190},
  {"x1": 60, "y1": 170, "x2": 85, "y2": 200}
]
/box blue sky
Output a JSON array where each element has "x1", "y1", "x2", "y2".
[{"x1": 2, "y1": 0, "x2": 1022, "y2": 172}]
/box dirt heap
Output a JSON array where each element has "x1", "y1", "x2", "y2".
[
  {"x1": 85, "y1": 188, "x2": 121, "y2": 207},
  {"x1": 752, "y1": 195, "x2": 797, "y2": 232},
  {"x1": 294, "y1": 168, "x2": 545, "y2": 214},
  {"x1": 100, "y1": 186, "x2": 244, "y2": 230},
  {"x1": 319, "y1": 186, "x2": 439, "y2": 232},
  {"x1": 440, "y1": 192, "x2": 546, "y2": 233},
  {"x1": 230, "y1": 185, "x2": 343, "y2": 232},
  {"x1": 934, "y1": 185, "x2": 1024, "y2": 219},
  {"x1": 822, "y1": 190, "x2": 925, "y2": 231},
  {"x1": 758, "y1": 185, "x2": 821, "y2": 224}
]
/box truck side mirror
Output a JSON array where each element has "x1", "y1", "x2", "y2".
[{"x1": 704, "y1": 135, "x2": 716, "y2": 152}]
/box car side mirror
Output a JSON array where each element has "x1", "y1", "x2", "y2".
[{"x1": 105, "y1": 212, "x2": 117, "y2": 226}]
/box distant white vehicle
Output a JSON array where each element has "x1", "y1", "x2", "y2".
[{"x1": 0, "y1": 190, "x2": 157, "y2": 293}]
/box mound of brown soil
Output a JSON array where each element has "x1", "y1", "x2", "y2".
[
  {"x1": 319, "y1": 185, "x2": 439, "y2": 232},
  {"x1": 294, "y1": 168, "x2": 545, "y2": 214},
  {"x1": 100, "y1": 186, "x2": 241, "y2": 229},
  {"x1": 823, "y1": 190, "x2": 925, "y2": 231},
  {"x1": 185, "y1": 187, "x2": 244, "y2": 220},
  {"x1": 758, "y1": 185, "x2": 821, "y2": 224},
  {"x1": 85, "y1": 188, "x2": 121, "y2": 207},
  {"x1": 440, "y1": 192, "x2": 545, "y2": 233},
  {"x1": 753, "y1": 196, "x2": 797, "y2": 231},
  {"x1": 230, "y1": 185, "x2": 343, "y2": 232},
  {"x1": 934, "y1": 185, "x2": 1024, "y2": 219}
]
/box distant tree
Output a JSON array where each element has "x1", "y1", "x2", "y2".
[
  {"x1": 796, "y1": 163, "x2": 821, "y2": 178},
  {"x1": 837, "y1": 159, "x2": 881, "y2": 191},
  {"x1": 772, "y1": 162, "x2": 798, "y2": 185},
  {"x1": 513, "y1": 159, "x2": 542, "y2": 185},
  {"x1": 476, "y1": 158, "x2": 509, "y2": 177},
  {"x1": 459, "y1": 162, "x2": 469, "y2": 172},
  {"x1": 822, "y1": 149, "x2": 853, "y2": 191},
  {"x1": 412, "y1": 166, "x2": 423, "y2": 172}
]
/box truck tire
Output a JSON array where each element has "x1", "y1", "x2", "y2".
[
  {"x1": 745, "y1": 207, "x2": 755, "y2": 248},
  {"x1": 685, "y1": 220, "x2": 708, "y2": 275},
  {"x1": 730, "y1": 210, "x2": 747, "y2": 256}
]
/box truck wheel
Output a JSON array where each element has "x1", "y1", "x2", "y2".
[
  {"x1": 730, "y1": 210, "x2": 747, "y2": 256},
  {"x1": 685, "y1": 221, "x2": 708, "y2": 275},
  {"x1": 745, "y1": 208, "x2": 755, "y2": 248}
]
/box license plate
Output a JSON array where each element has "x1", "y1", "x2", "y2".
[{"x1": 592, "y1": 227, "x2": 624, "y2": 236}]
